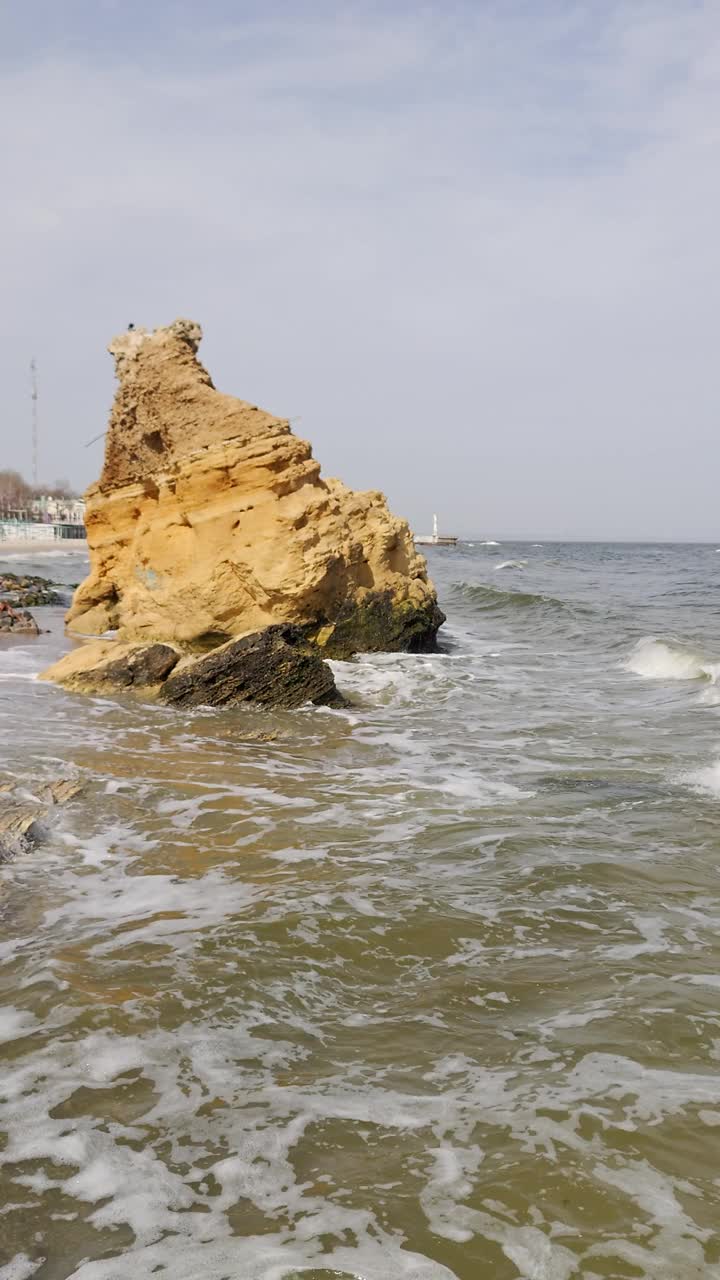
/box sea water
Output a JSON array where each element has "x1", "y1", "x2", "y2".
[{"x1": 1, "y1": 541, "x2": 719, "y2": 1279}]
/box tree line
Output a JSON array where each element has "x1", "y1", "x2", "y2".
[{"x1": 0, "y1": 469, "x2": 76, "y2": 511}]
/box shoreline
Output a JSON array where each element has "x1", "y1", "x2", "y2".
[{"x1": 0, "y1": 538, "x2": 88, "y2": 556}]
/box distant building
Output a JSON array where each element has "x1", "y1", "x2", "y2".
[{"x1": 29, "y1": 495, "x2": 86, "y2": 525}]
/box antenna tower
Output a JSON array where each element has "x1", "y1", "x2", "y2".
[{"x1": 30, "y1": 358, "x2": 39, "y2": 488}]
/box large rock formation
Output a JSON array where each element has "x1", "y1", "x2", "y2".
[{"x1": 42, "y1": 319, "x2": 444, "y2": 706}]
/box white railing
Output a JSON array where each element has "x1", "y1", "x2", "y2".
[{"x1": 0, "y1": 521, "x2": 86, "y2": 542}]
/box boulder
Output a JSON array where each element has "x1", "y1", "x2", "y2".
[
  {"x1": 42, "y1": 318, "x2": 445, "y2": 706},
  {"x1": 0, "y1": 600, "x2": 40, "y2": 636},
  {"x1": 44, "y1": 641, "x2": 180, "y2": 695},
  {"x1": 160, "y1": 625, "x2": 345, "y2": 710}
]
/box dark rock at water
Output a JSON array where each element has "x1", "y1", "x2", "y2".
[
  {"x1": 0, "y1": 601, "x2": 40, "y2": 636},
  {"x1": 92, "y1": 643, "x2": 180, "y2": 689},
  {"x1": 0, "y1": 573, "x2": 64, "y2": 608},
  {"x1": 308, "y1": 589, "x2": 447, "y2": 660},
  {"x1": 160, "y1": 624, "x2": 346, "y2": 710}
]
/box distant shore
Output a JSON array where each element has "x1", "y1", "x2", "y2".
[{"x1": 0, "y1": 538, "x2": 88, "y2": 556}]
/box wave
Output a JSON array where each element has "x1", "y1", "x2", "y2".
[
  {"x1": 623, "y1": 637, "x2": 720, "y2": 683},
  {"x1": 453, "y1": 581, "x2": 580, "y2": 614},
  {"x1": 683, "y1": 760, "x2": 720, "y2": 798},
  {"x1": 494, "y1": 560, "x2": 527, "y2": 571},
  {"x1": 479, "y1": 540, "x2": 500, "y2": 546}
]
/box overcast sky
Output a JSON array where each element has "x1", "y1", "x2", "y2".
[{"x1": 1, "y1": 0, "x2": 719, "y2": 539}]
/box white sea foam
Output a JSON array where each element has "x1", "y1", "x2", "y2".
[
  {"x1": 674, "y1": 973, "x2": 720, "y2": 989},
  {"x1": 682, "y1": 759, "x2": 720, "y2": 798},
  {"x1": 479, "y1": 540, "x2": 500, "y2": 545},
  {"x1": 0, "y1": 1007, "x2": 39, "y2": 1043},
  {"x1": 603, "y1": 914, "x2": 673, "y2": 961},
  {"x1": 494, "y1": 559, "x2": 527, "y2": 570},
  {"x1": 623, "y1": 637, "x2": 720, "y2": 682},
  {"x1": 0, "y1": 1256, "x2": 43, "y2": 1280},
  {"x1": 330, "y1": 651, "x2": 452, "y2": 707}
]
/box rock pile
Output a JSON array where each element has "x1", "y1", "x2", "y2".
[{"x1": 0, "y1": 573, "x2": 64, "y2": 608}]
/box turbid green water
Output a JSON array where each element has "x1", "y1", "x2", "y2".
[{"x1": 1, "y1": 541, "x2": 720, "y2": 1279}]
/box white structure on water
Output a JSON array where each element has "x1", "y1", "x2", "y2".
[{"x1": 414, "y1": 513, "x2": 458, "y2": 547}]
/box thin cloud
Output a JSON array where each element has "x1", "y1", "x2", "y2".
[{"x1": 1, "y1": 1, "x2": 719, "y2": 536}]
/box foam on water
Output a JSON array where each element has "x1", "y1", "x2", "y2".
[
  {"x1": 330, "y1": 651, "x2": 456, "y2": 708},
  {"x1": 0, "y1": 1007, "x2": 39, "y2": 1043},
  {"x1": 683, "y1": 758, "x2": 720, "y2": 797},
  {"x1": 623, "y1": 636, "x2": 720, "y2": 682},
  {"x1": 3, "y1": 542, "x2": 720, "y2": 1277}
]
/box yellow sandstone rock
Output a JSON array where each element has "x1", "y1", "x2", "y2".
[{"x1": 43, "y1": 319, "x2": 444, "y2": 703}]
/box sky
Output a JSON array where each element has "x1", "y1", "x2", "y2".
[{"x1": 1, "y1": 0, "x2": 719, "y2": 540}]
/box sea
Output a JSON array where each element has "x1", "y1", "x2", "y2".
[{"x1": 1, "y1": 540, "x2": 719, "y2": 1280}]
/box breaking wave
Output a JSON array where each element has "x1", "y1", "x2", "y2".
[
  {"x1": 623, "y1": 637, "x2": 720, "y2": 683},
  {"x1": 453, "y1": 581, "x2": 583, "y2": 615}
]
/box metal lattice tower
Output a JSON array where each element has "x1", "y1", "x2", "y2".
[{"x1": 30, "y1": 358, "x2": 38, "y2": 488}]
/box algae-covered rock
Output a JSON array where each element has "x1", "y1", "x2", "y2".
[{"x1": 308, "y1": 589, "x2": 447, "y2": 660}]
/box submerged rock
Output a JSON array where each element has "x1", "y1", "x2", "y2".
[
  {"x1": 0, "y1": 778, "x2": 84, "y2": 863},
  {"x1": 42, "y1": 318, "x2": 444, "y2": 707}
]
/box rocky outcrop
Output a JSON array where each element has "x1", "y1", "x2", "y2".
[
  {"x1": 42, "y1": 318, "x2": 444, "y2": 706},
  {"x1": 46, "y1": 628, "x2": 345, "y2": 710},
  {"x1": 0, "y1": 600, "x2": 40, "y2": 636}
]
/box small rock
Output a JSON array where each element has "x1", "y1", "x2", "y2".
[
  {"x1": 42, "y1": 779, "x2": 85, "y2": 805},
  {"x1": 1, "y1": 776, "x2": 84, "y2": 863},
  {"x1": 0, "y1": 601, "x2": 40, "y2": 636}
]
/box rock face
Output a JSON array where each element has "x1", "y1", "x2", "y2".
[{"x1": 43, "y1": 318, "x2": 444, "y2": 706}]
